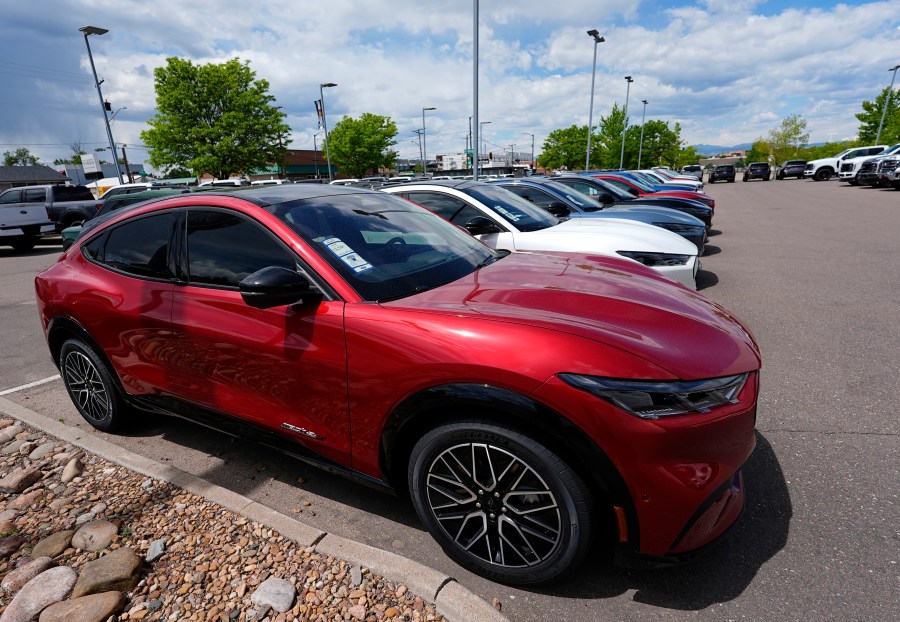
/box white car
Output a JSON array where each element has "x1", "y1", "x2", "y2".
[
  {"x1": 640, "y1": 169, "x2": 705, "y2": 192},
  {"x1": 382, "y1": 181, "x2": 700, "y2": 289}
]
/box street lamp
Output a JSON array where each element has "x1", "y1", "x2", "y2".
[
  {"x1": 585, "y1": 29, "x2": 605, "y2": 171},
  {"x1": 523, "y1": 132, "x2": 535, "y2": 174},
  {"x1": 422, "y1": 107, "x2": 436, "y2": 177},
  {"x1": 875, "y1": 64, "x2": 900, "y2": 145},
  {"x1": 619, "y1": 76, "x2": 634, "y2": 170},
  {"x1": 479, "y1": 121, "x2": 491, "y2": 177},
  {"x1": 80, "y1": 25, "x2": 123, "y2": 184},
  {"x1": 637, "y1": 100, "x2": 649, "y2": 169},
  {"x1": 313, "y1": 132, "x2": 323, "y2": 179},
  {"x1": 319, "y1": 82, "x2": 337, "y2": 182}
]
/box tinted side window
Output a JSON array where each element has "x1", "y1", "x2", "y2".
[
  {"x1": 186, "y1": 209, "x2": 295, "y2": 288},
  {"x1": 0, "y1": 190, "x2": 22, "y2": 204},
  {"x1": 24, "y1": 188, "x2": 46, "y2": 203},
  {"x1": 504, "y1": 186, "x2": 558, "y2": 210},
  {"x1": 54, "y1": 186, "x2": 94, "y2": 201},
  {"x1": 103, "y1": 212, "x2": 175, "y2": 279},
  {"x1": 405, "y1": 192, "x2": 468, "y2": 220}
]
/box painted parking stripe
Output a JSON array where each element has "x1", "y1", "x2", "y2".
[{"x1": 0, "y1": 375, "x2": 61, "y2": 396}]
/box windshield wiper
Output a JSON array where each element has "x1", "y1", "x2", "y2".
[{"x1": 475, "y1": 249, "x2": 509, "y2": 271}]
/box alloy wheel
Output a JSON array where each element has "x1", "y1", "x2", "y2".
[{"x1": 63, "y1": 350, "x2": 111, "y2": 423}]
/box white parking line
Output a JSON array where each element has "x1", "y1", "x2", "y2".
[{"x1": 0, "y1": 375, "x2": 61, "y2": 396}]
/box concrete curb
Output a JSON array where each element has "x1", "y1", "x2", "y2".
[{"x1": 0, "y1": 396, "x2": 509, "y2": 622}]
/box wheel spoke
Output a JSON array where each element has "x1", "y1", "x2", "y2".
[{"x1": 64, "y1": 351, "x2": 110, "y2": 423}]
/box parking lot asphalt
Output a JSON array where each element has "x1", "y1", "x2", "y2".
[{"x1": 1, "y1": 177, "x2": 898, "y2": 621}]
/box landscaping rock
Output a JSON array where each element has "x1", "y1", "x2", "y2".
[
  {"x1": 250, "y1": 577, "x2": 296, "y2": 613},
  {"x1": 0, "y1": 467, "x2": 42, "y2": 494},
  {"x1": 0, "y1": 535, "x2": 26, "y2": 560},
  {"x1": 28, "y1": 442, "x2": 56, "y2": 461},
  {"x1": 37, "y1": 590, "x2": 127, "y2": 622},
  {"x1": 71, "y1": 521, "x2": 117, "y2": 552},
  {"x1": 60, "y1": 458, "x2": 84, "y2": 483},
  {"x1": 71, "y1": 547, "x2": 141, "y2": 598},
  {"x1": 1, "y1": 556, "x2": 56, "y2": 596},
  {"x1": 0, "y1": 425, "x2": 23, "y2": 444},
  {"x1": 8, "y1": 489, "x2": 44, "y2": 511},
  {"x1": 0, "y1": 566, "x2": 77, "y2": 622},
  {"x1": 31, "y1": 530, "x2": 75, "y2": 559},
  {"x1": 145, "y1": 538, "x2": 166, "y2": 563}
]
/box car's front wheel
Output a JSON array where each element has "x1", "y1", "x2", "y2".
[
  {"x1": 60, "y1": 338, "x2": 128, "y2": 431},
  {"x1": 408, "y1": 419, "x2": 594, "y2": 585},
  {"x1": 814, "y1": 168, "x2": 833, "y2": 181}
]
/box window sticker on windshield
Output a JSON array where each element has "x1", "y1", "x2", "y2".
[
  {"x1": 493, "y1": 206, "x2": 523, "y2": 222},
  {"x1": 322, "y1": 237, "x2": 373, "y2": 273}
]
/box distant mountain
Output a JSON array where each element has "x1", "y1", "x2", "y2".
[{"x1": 692, "y1": 143, "x2": 753, "y2": 156}]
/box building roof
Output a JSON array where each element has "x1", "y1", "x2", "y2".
[{"x1": 0, "y1": 165, "x2": 69, "y2": 185}]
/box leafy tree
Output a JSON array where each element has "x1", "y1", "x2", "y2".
[
  {"x1": 327, "y1": 113, "x2": 398, "y2": 178},
  {"x1": 628, "y1": 120, "x2": 682, "y2": 168},
  {"x1": 856, "y1": 86, "x2": 900, "y2": 144},
  {"x1": 3, "y1": 147, "x2": 41, "y2": 166},
  {"x1": 745, "y1": 139, "x2": 771, "y2": 164},
  {"x1": 141, "y1": 57, "x2": 291, "y2": 179},
  {"x1": 594, "y1": 104, "x2": 628, "y2": 169},
  {"x1": 768, "y1": 114, "x2": 809, "y2": 164},
  {"x1": 674, "y1": 145, "x2": 703, "y2": 169},
  {"x1": 537, "y1": 125, "x2": 589, "y2": 170}
]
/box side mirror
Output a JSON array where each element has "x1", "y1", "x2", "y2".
[
  {"x1": 546, "y1": 201, "x2": 570, "y2": 217},
  {"x1": 239, "y1": 266, "x2": 313, "y2": 309},
  {"x1": 595, "y1": 193, "x2": 615, "y2": 205},
  {"x1": 464, "y1": 216, "x2": 501, "y2": 236}
]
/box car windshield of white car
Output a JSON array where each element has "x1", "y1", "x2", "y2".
[
  {"x1": 460, "y1": 185, "x2": 558, "y2": 232},
  {"x1": 271, "y1": 193, "x2": 497, "y2": 302}
]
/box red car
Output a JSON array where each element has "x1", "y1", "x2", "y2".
[
  {"x1": 591, "y1": 173, "x2": 716, "y2": 212},
  {"x1": 35, "y1": 185, "x2": 759, "y2": 585}
]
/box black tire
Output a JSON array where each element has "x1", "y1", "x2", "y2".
[
  {"x1": 9, "y1": 238, "x2": 37, "y2": 252},
  {"x1": 408, "y1": 419, "x2": 594, "y2": 585},
  {"x1": 814, "y1": 168, "x2": 833, "y2": 181},
  {"x1": 59, "y1": 338, "x2": 127, "y2": 431}
]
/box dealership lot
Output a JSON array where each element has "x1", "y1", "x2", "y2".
[{"x1": 1, "y1": 179, "x2": 897, "y2": 621}]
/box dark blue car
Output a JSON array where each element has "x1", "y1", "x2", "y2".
[{"x1": 490, "y1": 178, "x2": 707, "y2": 251}]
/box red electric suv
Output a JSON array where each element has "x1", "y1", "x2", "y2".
[{"x1": 35, "y1": 185, "x2": 760, "y2": 585}]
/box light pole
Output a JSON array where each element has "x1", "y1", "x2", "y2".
[
  {"x1": 523, "y1": 132, "x2": 534, "y2": 174},
  {"x1": 313, "y1": 132, "x2": 322, "y2": 178},
  {"x1": 472, "y1": 0, "x2": 480, "y2": 180},
  {"x1": 319, "y1": 82, "x2": 337, "y2": 182},
  {"x1": 585, "y1": 29, "x2": 605, "y2": 171},
  {"x1": 619, "y1": 76, "x2": 634, "y2": 170},
  {"x1": 479, "y1": 121, "x2": 491, "y2": 177},
  {"x1": 422, "y1": 107, "x2": 436, "y2": 177},
  {"x1": 637, "y1": 100, "x2": 648, "y2": 169},
  {"x1": 875, "y1": 64, "x2": 900, "y2": 145},
  {"x1": 80, "y1": 25, "x2": 123, "y2": 184}
]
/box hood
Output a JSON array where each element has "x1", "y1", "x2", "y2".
[
  {"x1": 385, "y1": 252, "x2": 760, "y2": 379},
  {"x1": 534, "y1": 218, "x2": 698, "y2": 255}
]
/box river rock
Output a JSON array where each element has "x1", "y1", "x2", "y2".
[
  {"x1": 0, "y1": 566, "x2": 77, "y2": 622},
  {"x1": 71, "y1": 521, "x2": 117, "y2": 552},
  {"x1": 0, "y1": 425, "x2": 23, "y2": 444},
  {"x1": 145, "y1": 538, "x2": 166, "y2": 563},
  {"x1": 1, "y1": 556, "x2": 56, "y2": 596},
  {"x1": 0, "y1": 468, "x2": 42, "y2": 494},
  {"x1": 0, "y1": 535, "x2": 26, "y2": 560},
  {"x1": 250, "y1": 577, "x2": 296, "y2": 613},
  {"x1": 8, "y1": 489, "x2": 44, "y2": 511},
  {"x1": 71, "y1": 547, "x2": 141, "y2": 598},
  {"x1": 28, "y1": 442, "x2": 56, "y2": 461},
  {"x1": 37, "y1": 591, "x2": 127, "y2": 622},
  {"x1": 60, "y1": 458, "x2": 84, "y2": 483},
  {"x1": 31, "y1": 531, "x2": 75, "y2": 559}
]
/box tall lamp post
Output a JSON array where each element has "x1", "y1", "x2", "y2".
[
  {"x1": 479, "y1": 121, "x2": 491, "y2": 177},
  {"x1": 637, "y1": 99, "x2": 649, "y2": 169},
  {"x1": 585, "y1": 29, "x2": 605, "y2": 171},
  {"x1": 80, "y1": 25, "x2": 123, "y2": 184},
  {"x1": 319, "y1": 82, "x2": 337, "y2": 182},
  {"x1": 523, "y1": 132, "x2": 534, "y2": 173},
  {"x1": 313, "y1": 132, "x2": 323, "y2": 178},
  {"x1": 422, "y1": 107, "x2": 436, "y2": 177},
  {"x1": 875, "y1": 64, "x2": 900, "y2": 145},
  {"x1": 618, "y1": 75, "x2": 634, "y2": 170}
]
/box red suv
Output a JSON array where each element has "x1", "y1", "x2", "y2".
[{"x1": 35, "y1": 185, "x2": 760, "y2": 585}]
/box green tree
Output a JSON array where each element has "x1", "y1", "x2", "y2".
[
  {"x1": 856, "y1": 86, "x2": 900, "y2": 144},
  {"x1": 745, "y1": 139, "x2": 771, "y2": 164},
  {"x1": 141, "y1": 57, "x2": 290, "y2": 179},
  {"x1": 594, "y1": 104, "x2": 628, "y2": 169},
  {"x1": 326, "y1": 113, "x2": 398, "y2": 178},
  {"x1": 768, "y1": 114, "x2": 809, "y2": 164},
  {"x1": 675, "y1": 145, "x2": 703, "y2": 169},
  {"x1": 537, "y1": 125, "x2": 588, "y2": 170},
  {"x1": 628, "y1": 120, "x2": 683, "y2": 168},
  {"x1": 3, "y1": 147, "x2": 41, "y2": 166}
]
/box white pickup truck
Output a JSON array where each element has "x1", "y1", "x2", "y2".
[
  {"x1": 804, "y1": 145, "x2": 887, "y2": 181},
  {"x1": 0, "y1": 187, "x2": 56, "y2": 251}
]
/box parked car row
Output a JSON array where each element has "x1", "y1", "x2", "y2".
[{"x1": 37, "y1": 179, "x2": 760, "y2": 586}]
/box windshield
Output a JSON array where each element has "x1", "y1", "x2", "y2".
[
  {"x1": 541, "y1": 181, "x2": 603, "y2": 210},
  {"x1": 270, "y1": 192, "x2": 497, "y2": 301},
  {"x1": 460, "y1": 184, "x2": 559, "y2": 232},
  {"x1": 613, "y1": 174, "x2": 655, "y2": 193}
]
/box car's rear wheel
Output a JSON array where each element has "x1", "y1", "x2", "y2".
[
  {"x1": 408, "y1": 419, "x2": 594, "y2": 585},
  {"x1": 60, "y1": 338, "x2": 127, "y2": 431}
]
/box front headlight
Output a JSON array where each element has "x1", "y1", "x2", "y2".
[
  {"x1": 654, "y1": 222, "x2": 704, "y2": 235},
  {"x1": 616, "y1": 251, "x2": 691, "y2": 266},
  {"x1": 558, "y1": 373, "x2": 749, "y2": 419}
]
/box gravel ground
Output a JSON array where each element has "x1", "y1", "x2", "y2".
[{"x1": 0, "y1": 418, "x2": 449, "y2": 622}]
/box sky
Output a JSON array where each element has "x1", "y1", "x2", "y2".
[{"x1": 0, "y1": 0, "x2": 897, "y2": 171}]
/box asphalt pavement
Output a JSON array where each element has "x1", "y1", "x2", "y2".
[{"x1": 1, "y1": 177, "x2": 897, "y2": 621}]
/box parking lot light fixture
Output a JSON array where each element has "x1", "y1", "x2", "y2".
[
  {"x1": 585, "y1": 29, "x2": 605, "y2": 171},
  {"x1": 875, "y1": 64, "x2": 900, "y2": 145},
  {"x1": 523, "y1": 132, "x2": 535, "y2": 173},
  {"x1": 638, "y1": 100, "x2": 648, "y2": 169},
  {"x1": 320, "y1": 83, "x2": 337, "y2": 182},
  {"x1": 619, "y1": 76, "x2": 634, "y2": 170},
  {"x1": 80, "y1": 25, "x2": 123, "y2": 184},
  {"x1": 422, "y1": 107, "x2": 436, "y2": 178}
]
